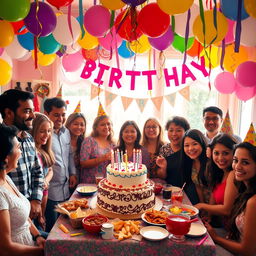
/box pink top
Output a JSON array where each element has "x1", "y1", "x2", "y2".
[
  {"x1": 235, "y1": 211, "x2": 245, "y2": 239},
  {"x1": 213, "y1": 179, "x2": 227, "y2": 204}
]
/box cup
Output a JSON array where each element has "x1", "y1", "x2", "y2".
[
  {"x1": 95, "y1": 173, "x2": 104, "y2": 185},
  {"x1": 162, "y1": 184, "x2": 172, "y2": 201},
  {"x1": 171, "y1": 187, "x2": 183, "y2": 205},
  {"x1": 101, "y1": 223, "x2": 114, "y2": 240}
]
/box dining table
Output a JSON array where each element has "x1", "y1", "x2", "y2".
[{"x1": 45, "y1": 184, "x2": 216, "y2": 256}]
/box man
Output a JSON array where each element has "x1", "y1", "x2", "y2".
[
  {"x1": 44, "y1": 97, "x2": 77, "y2": 232},
  {"x1": 0, "y1": 89, "x2": 44, "y2": 220}
]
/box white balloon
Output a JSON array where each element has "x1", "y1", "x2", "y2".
[
  {"x1": 65, "y1": 42, "x2": 81, "y2": 54},
  {"x1": 5, "y1": 36, "x2": 28, "y2": 59},
  {"x1": 17, "y1": 51, "x2": 32, "y2": 61},
  {"x1": 52, "y1": 15, "x2": 81, "y2": 46},
  {"x1": 239, "y1": 17, "x2": 256, "y2": 46},
  {"x1": 1, "y1": 51, "x2": 13, "y2": 67}
]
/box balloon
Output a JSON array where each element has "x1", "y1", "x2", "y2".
[
  {"x1": 138, "y1": 3, "x2": 170, "y2": 38},
  {"x1": 5, "y1": 36, "x2": 28, "y2": 59},
  {"x1": 174, "y1": 4, "x2": 199, "y2": 37},
  {"x1": 24, "y1": 2, "x2": 56, "y2": 37},
  {"x1": 99, "y1": 27, "x2": 122, "y2": 51},
  {"x1": 62, "y1": 52, "x2": 84, "y2": 72},
  {"x1": 244, "y1": 0, "x2": 256, "y2": 18},
  {"x1": 17, "y1": 32, "x2": 34, "y2": 50},
  {"x1": 56, "y1": 46, "x2": 67, "y2": 57},
  {"x1": 0, "y1": 0, "x2": 30, "y2": 22},
  {"x1": 115, "y1": 9, "x2": 143, "y2": 42},
  {"x1": 157, "y1": 0, "x2": 193, "y2": 15},
  {"x1": 32, "y1": 51, "x2": 56, "y2": 66},
  {"x1": 200, "y1": 45, "x2": 220, "y2": 68},
  {"x1": 0, "y1": 58, "x2": 12, "y2": 85},
  {"x1": 84, "y1": 5, "x2": 111, "y2": 38},
  {"x1": 129, "y1": 35, "x2": 151, "y2": 54},
  {"x1": 1, "y1": 51, "x2": 13, "y2": 67},
  {"x1": 223, "y1": 44, "x2": 248, "y2": 72},
  {"x1": 10, "y1": 20, "x2": 28, "y2": 35},
  {"x1": 148, "y1": 26, "x2": 174, "y2": 51},
  {"x1": 82, "y1": 47, "x2": 98, "y2": 61},
  {"x1": 186, "y1": 39, "x2": 203, "y2": 57},
  {"x1": 214, "y1": 72, "x2": 237, "y2": 94},
  {"x1": 100, "y1": 0, "x2": 125, "y2": 10},
  {"x1": 17, "y1": 51, "x2": 32, "y2": 61},
  {"x1": 172, "y1": 34, "x2": 194, "y2": 53},
  {"x1": 78, "y1": 31, "x2": 99, "y2": 50},
  {"x1": 53, "y1": 15, "x2": 81, "y2": 45},
  {"x1": 38, "y1": 34, "x2": 61, "y2": 54},
  {"x1": 0, "y1": 20, "x2": 14, "y2": 47},
  {"x1": 235, "y1": 83, "x2": 256, "y2": 101},
  {"x1": 193, "y1": 10, "x2": 228, "y2": 45},
  {"x1": 118, "y1": 40, "x2": 135, "y2": 58},
  {"x1": 0, "y1": 48, "x2": 3, "y2": 56},
  {"x1": 121, "y1": 0, "x2": 147, "y2": 7},
  {"x1": 236, "y1": 61, "x2": 256, "y2": 87},
  {"x1": 46, "y1": 0, "x2": 74, "y2": 9},
  {"x1": 239, "y1": 17, "x2": 256, "y2": 46},
  {"x1": 66, "y1": 43, "x2": 81, "y2": 54},
  {"x1": 221, "y1": 0, "x2": 249, "y2": 21}
]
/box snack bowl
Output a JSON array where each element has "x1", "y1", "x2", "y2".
[
  {"x1": 82, "y1": 214, "x2": 108, "y2": 234},
  {"x1": 154, "y1": 183, "x2": 163, "y2": 195},
  {"x1": 76, "y1": 186, "x2": 97, "y2": 196}
]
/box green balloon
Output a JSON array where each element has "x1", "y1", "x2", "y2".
[
  {"x1": 172, "y1": 34, "x2": 194, "y2": 53},
  {"x1": 0, "y1": 0, "x2": 30, "y2": 22},
  {"x1": 38, "y1": 34, "x2": 61, "y2": 54}
]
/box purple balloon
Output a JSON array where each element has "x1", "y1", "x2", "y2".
[
  {"x1": 122, "y1": 0, "x2": 147, "y2": 7},
  {"x1": 148, "y1": 26, "x2": 174, "y2": 51},
  {"x1": 24, "y1": 2, "x2": 56, "y2": 37}
]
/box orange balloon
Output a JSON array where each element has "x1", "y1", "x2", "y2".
[
  {"x1": 186, "y1": 39, "x2": 203, "y2": 57},
  {"x1": 0, "y1": 20, "x2": 14, "y2": 47}
]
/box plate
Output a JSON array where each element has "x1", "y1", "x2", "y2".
[
  {"x1": 140, "y1": 226, "x2": 169, "y2": 241},
  {"x1": 168, "y1": 204, "x2": 199, "y2": 218},
  {"x1": 76, "y1": 186, "x2": 97, "y2": 196},
  {"x1": 141, "y1": 211, "x2": 169, "y2": 226},
  {"x1": 186, "y1": 223, "x2": 207, "y2": 237}
]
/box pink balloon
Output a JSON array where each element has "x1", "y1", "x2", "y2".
[
  {"x1": 62, "y1": 52, "x2": 84, "y2": 72},
  {"x1": 224, "y1": 19, "x2": 235, "y2": 44},
  {"x1": 235, "y1": 82, "x2": 256, "y2": 101},
  {"x1": 99, "y1": 27, "x2": 122, "y2": 51},
  {"x1": 0, "y1": 48, "x2": 3, "y2": 56},
  {"x1": 214, "y1": 72, "x2": 236, "y2": 94},
  {"x1": 236, "y1": 61, "x2": 256, "y2": 87},
  {"x1": 84, "y1": 5, "x2": 111, "y2": 38}
]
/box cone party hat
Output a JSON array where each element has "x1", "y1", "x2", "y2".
[
  {"x1": 220, "y1": 111, "x2": 234, "y2": 136},
  {"x1": 243, "y1": 123, "x2": 256, "y2": 146},
  {"x1": 73, "y1": 101, "x2": 81, "y2": 113},
  {"x1": 56, "y1": 86, "x2": 62, "y2": 98},
  {"x1": 97, "y1": 102, "x2": 107, "y2": 117}
]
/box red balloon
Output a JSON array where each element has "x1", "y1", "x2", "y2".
[
  {"x1": 115, "y1": 9, "x2": 143, "y2": 42},
  {"x1": 138, "y1": 3, "x2": 170, "y2": 38},
  {"x1": 46, "y1": 0, "x2": 73, "y2": 9},
  {"x1": 11, "y1": 20, "x2": 28, "y2": 35},
  {"x1": 186, "y1": 39, "x2": 203, "y2": 57},
  {"x1": 82, "y1": 48, "x2": 98, "y2": 61}
]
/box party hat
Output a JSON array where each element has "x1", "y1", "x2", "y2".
[
  {"x1": 97, "y1": 102, "x2": 107, "y2": 117},
  {"x1": 73, "y1": 101, "x2": 81, "y2": 113},
  {"x1": 220, "y1": 111, "x2": 234, "y2": 136},
  {"x1": 56, "y1": 86, "x2": 62, "y2": 98},
  {"x1": 243, "y1": 123, "x2": 256, "y2": 146}
]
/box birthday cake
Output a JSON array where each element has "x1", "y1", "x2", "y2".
[{"x1": 97, "y1": 162, "x2": 155, "y2": 216}]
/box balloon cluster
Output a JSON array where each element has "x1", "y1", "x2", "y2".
[{"x1": 0, "y1": 0, "x2": 255, "y2": 102}]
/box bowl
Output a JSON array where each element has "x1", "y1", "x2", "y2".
[
  {"x1": 154, "y1": 183, "x2": 163, "y2": 195},
  {"x1": 82, "y1": 214, "x2": 108, "y2": 234},
  {"x1": 76, "y1": 186, "x2": 97, "y2": 196}
]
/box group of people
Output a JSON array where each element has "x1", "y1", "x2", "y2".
[{"x1": 0, "y1": 88, "x2": 255, "y2": 256}]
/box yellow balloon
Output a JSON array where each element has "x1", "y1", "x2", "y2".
[
  {"x1": 200, "y1": 46, "x2": 220, "y2": 69},
  {"x1": 157, "y1": 0, "x2": 193, "y2": 15},
  {"x1": 100, "y1": 0, "x2": 125, "y2": 10},
  {"x1": 244, "y1": 0, "x2": 256, "y2": 18},
  {"x1": 78, "y1": 31, "x2": 99, "y2": 50},
  {"x1": 193, "y1": 10, "x2": 228, "y2": 46},
  {"x1": 129, "y1": 35, "x2": 151, "y2": 54},
  {"x1": 0, "y1": 20, "x2": 14, "y2": 47},
  {"x1": 223, "y1": 44, "x2": 248, "y2": 73},
  {"x1": 32, "y1": 51, "x2": 56, "y2": 66},
  {"x1": 0, "y1": 58, "x2": 12, "y2": 85}
]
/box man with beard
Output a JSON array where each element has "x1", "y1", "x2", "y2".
[{"x1": 0, "y1": 89, "x2": 44, "y2": 222}]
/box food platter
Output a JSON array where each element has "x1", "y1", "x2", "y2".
[
  {"x1": 168, "y1": 204, "x2": 199, "y2": 218},
  {"x1": 140, "y1": 226, "x2": 169, "y2": 241},
  {"x1": 141, "y1": 210, "x2": 170, "y2": 226}
]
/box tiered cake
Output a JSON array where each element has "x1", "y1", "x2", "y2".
[{"x1": 97, "y1": 162, "x2": 155, "y2": 216}]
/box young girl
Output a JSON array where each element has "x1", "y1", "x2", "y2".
[{"x1": 31, "y1": 113, "x2": 55, "y2": 221}]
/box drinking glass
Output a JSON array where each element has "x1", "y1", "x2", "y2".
[
  {"x1": 95, "y1": 173, "x2": 104, "y2": 185},
  {"x1": 171, "y1": 187, "x2": 183, "y2": 205},
  {"x1": 162, "y1": 184, "x2": 172, "y2": 202}
]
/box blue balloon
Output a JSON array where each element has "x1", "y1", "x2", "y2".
[
  {"x1": 38, "y1": 34, "x2": 61, "y2": 54},
  {"x1": 118, "y1": 41, "x2": 135, "y2": 59},
  {"x1": 221, "y1": 0, "x2": 249, "y2": 21},
  {"x1": 17, "y1": 32, "x2": 34, "y2": 50}
]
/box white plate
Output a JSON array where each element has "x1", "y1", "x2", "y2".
[
  {"x1": 186, "y1": 223, "x2": 207, "y2": 237},
  {"x1": 140, "y1": 226, "x2": 169, "y2": 241},
  {"x1": 168, "y1": 204, "x2": 199, "y2": 218},
  {"x1": 76, "y1": 186, "x2": 97, "y2": 196},
  {"x1": 141, "y1": 212, "x2": 169, "y2": 226}
]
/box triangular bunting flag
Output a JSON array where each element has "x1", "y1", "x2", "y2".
[
  {"x1": 151, "y1": 96, "x2": 163, "y2": 110},
  {"x1": 220, "y1": 111, "x2": 234, "y2": 136},
  {"x1": 56, "y1": 86, "x2": 62, "y2": 98},
  {"x1": 244, "y1": 123, "x2": 256, "y2": 146},
  {"x1": 73, "y1": 101, "x2": 81, "y2": 113},
  {"x1": 105, "y1": 91, "x2": 117, "y2": 106},
  {"x1": 91, "y1": 84, "x2": 102, "y2": 100},
  {"x1": 165, "y1": 93, "x2": 176, "y2": 107},
  {"x1": 136, "y1": 98, "x2": 148, "y2": 113},
  {"x1": 121, "y1": 96, "x2": 133, "y2": 111},
  {"x1": 179, "y1": 86, "x2": 190, "y2": 101},
  {"x1": 97, "y1": 102, "x2": 107, "y2": 117}
]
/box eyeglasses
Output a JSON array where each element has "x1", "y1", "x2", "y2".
[
  {"x1": 145, "y1": 126, "x2": 158, "y2": 130},
  {"x1": 203, "y1": 117, "x2": 220, "y2": 122}
]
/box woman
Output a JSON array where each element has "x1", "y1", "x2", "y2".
[
  {"x1": 0, "y1": 124, "x2": 45, "y2": 256},
  {"x1": 156, "y1": 116, "x2": 190, "y2": 186},
  {"x1": 142, "y1": 118, "x2": 164, "y2": 179},
  {"x1": 80, "y1": 115, "x2": 115, "y2": 183},
  {"x1": 206, "y1": 142, "x2": 256, "y2": 256},
  {"x1": 117, "y1": 121, "x2": 150, "y2": 169},
  {"x1": 31, "y1": 113, "x2": 55, "y2": 219}
]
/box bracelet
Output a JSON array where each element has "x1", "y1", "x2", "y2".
[{"x1": 33, "y1": 234, "x2": 42, "y2": 241}]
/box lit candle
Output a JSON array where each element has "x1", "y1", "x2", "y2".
[
  {"x1": 111, "y1": 149, "x2": 114, "y2": 168},
  {"x1": 133, "y1": 148, "x2": 136, "y2": 169}
]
